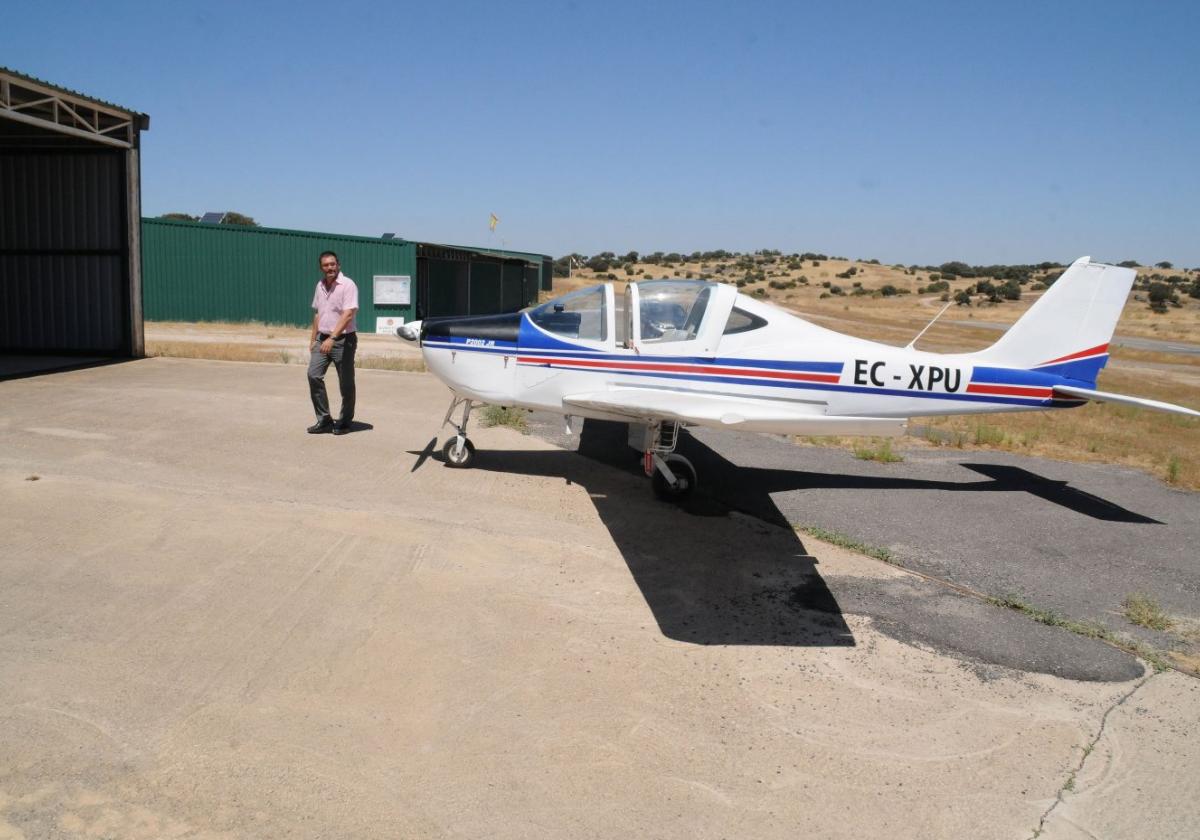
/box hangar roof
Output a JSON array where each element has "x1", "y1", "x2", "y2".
[{"x1": 0, "y1": 66, "x2": 149, "y2": 149}]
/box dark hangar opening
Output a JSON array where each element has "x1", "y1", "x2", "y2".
[{"x1": 0, "y1": 67, "x2": 149, "y2": 378}]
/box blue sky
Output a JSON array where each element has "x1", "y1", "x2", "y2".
[{"x1": 5, "y1": 1, "x2": 1198, "y2": 265}]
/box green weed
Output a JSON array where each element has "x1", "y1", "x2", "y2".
[
  {"x1": 973, "y1": 424, "x2": 1006, "y2": 446},
  {"x1": 853, "y1": 437, "x2": 904, "y2": 463},
  {"x1": 481, "y1": 405, "x2": 529, "y2": 433},
  {"x1": 797, "y1": 526, "x2": 896, "y2": 564},
  {"x1": 990, "y1": 593, "x2": 1172, "y2": 671},
  {"x1": 1166, "y1": 455, "x2": 1181, "y2": 484},
  {"x1": 1123, "y1": 593, "x2": 1173, "y2": 632}
]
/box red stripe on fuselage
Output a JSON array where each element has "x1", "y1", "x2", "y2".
[
  {"x1": 966, "y1": 383, "x2": 1053, "y2": 398},
  {"x1": 515, "y1": 356, "x2": 841, "y2": 383},
  {"x1": 1037, "y1": 343, "x2": 1109, "y2": 367}
]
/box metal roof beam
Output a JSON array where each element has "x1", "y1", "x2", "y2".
[{"x1": 0, "y1": 70, "x2": 142, "y2": 147}]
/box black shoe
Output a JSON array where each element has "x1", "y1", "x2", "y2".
[
  {"x1": 307, "y1": 420, "x2": 334, "y2": 434},
  {"x1": 332, "y1": 421, "x2": 351, "y2": 436}
]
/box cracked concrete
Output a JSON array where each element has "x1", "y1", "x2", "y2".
[
  {"x1": 1033, "y1": 674, "x2": 1155, "y2": 838},
  {"x1": 1038, "y1": 670, "x2": 1200, "y2": 838}
]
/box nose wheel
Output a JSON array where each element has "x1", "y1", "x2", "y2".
[
  {"x1": 441, "y1": 395, "x2": 477, "y2": 469},
  {"x1": 443, "y1": 436, "x2": 476, "y2": 468}
]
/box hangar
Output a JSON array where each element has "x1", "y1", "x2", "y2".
[
  {"x1": 141, "y1": 220, "x2": 553, "y2": 331},
  {"x1": 0, "y1": 67, "x2": 149, "y2": 377}
]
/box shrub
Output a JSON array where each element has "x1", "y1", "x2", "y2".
[
  {"x1": 481, "y1": 405, "x2": 529, "y2": 433},
  {"x1": 879, "y1": 284, "x2": 899, "y2": 296},
  {"x1": 1148, "y1": 282, "x2": 1178, "y2": 311},
  {"x1": 954, "y1": 289, "x2": 972, "y2": 306}
]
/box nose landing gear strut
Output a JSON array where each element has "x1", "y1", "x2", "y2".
[{"x1": 441, "y1": 395, "x2": 476, "y2": 468}]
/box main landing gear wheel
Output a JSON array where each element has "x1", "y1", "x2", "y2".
[
  {"x1": 651, "y1": 454, "x2": 697, "y2": 502},
  {"x1": 442, "y1": 437, "x2": 476, "y2": 468}
]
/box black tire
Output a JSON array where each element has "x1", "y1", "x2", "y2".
[
  {"x1": 442, "y1": 437, "x2": 476, "y2": 468},
  {"x1": 651, "y1": 454, "x2": 697, "y2": 502}
]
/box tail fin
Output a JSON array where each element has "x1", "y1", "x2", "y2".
[{"x1": 971, "y1": 257, "x2": 1135, "y2": 386}]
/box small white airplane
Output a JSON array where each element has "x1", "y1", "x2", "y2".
[{"x1": 398, "y1": 257, "x2": 1198, "y2": 500}]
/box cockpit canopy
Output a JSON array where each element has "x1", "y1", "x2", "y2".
[{"x1": 526, "y1": 279, "x2": 766, "y2": 348}]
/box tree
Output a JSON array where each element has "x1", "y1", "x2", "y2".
[
  {"x1": 221, "y1": 211, "x2": 259, "y2": 226},
  {"x1": 954, "y1": 289, "x2": 972, "y2": 306},
  {"x1": 1147, "y1": 282, "x2": 1178, "y2": 312},
  {"x1": 1117, "y1": 260, "x2": 1140, "y2": 268},
  {"x1": 1156, "y1": 261, "x2": 1174, "y2": 269},
  {"x1": 160, "y1": 212, "x2": 198, "y2": 221},
  {"x1": 939, "y1": 261, "x2": 974, "y2": 278}
]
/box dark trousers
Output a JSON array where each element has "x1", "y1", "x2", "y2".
[{"x1": 308, "y1": 332, "x2": 357, "y2": 423}]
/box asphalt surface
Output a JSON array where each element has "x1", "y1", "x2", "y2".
[{"x1": 528, "y1": 415, "x2": 1199, "y2": 676}]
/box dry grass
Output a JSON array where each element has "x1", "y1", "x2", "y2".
[
  {"x1": 1123, "y1": 593, "x2": 1173, "y2": 631},
  {"x1": 357, "y1": 356, "x2": 426, "y2": 372},
  {"x1": 147, "y1": 340, "x2": 299, "y2": 365},
  {"x1": 147, "y1": 339, "x2": 426, "y2": 373},
  {"x1": 917, "y1": 367, "x2": 1200, "y2": 489}
]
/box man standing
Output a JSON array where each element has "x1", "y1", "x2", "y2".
[{"x1": 307, "y1": 250, "x2": 359, "y2": 435}]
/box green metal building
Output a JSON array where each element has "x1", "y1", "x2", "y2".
[{"x1": 142, "y1": 218, "x2": 553, "y2": 330}]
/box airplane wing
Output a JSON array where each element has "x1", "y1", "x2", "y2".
[
  {"x1": 562, "y1": 388, "x2": 906, "y2": 436},
  {"x1": 1053, "y1": 385, "x2": 1200, "y2": 417}
]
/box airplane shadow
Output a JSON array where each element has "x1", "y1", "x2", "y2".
[
  {"x1": 665, "y1": 432, "x2": 1162, "y2": 526},
  {"x1": 408, "y1": 420, "x2": 1159, "y2": 648}
]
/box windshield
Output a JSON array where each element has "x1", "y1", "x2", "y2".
[
  {"x1": 636, "y1": 281, "x2": 715, "y2": 344},
  {"x1": 528, "y1": 286, "x2": 607, "y2": 342}
]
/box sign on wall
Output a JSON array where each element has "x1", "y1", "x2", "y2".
[
  {"x1": 373, "y1": 275, "x2": 411, "y2": 305},
  {"x1": 376, "y1": 316, "x2": 405, "y2": 335}
]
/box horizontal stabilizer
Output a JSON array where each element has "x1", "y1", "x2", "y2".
[
  {"x1": 1053, "y1": 385, "x2": 1200, "y2": 418},
  {"x1": 563, "y1": 388, "x2": 906, "y2": 436}
]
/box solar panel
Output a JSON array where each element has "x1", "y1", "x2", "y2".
[
  {"x1": 381, "y1": 233, "x2": 396, "y2": 239},
  {"x1": 200, "y1": 212, "x2": 225, "y2": 224}
]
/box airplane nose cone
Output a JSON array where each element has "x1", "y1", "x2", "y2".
[{"x1": 397, "y1": 321, "x2": 423, "y2": 342}]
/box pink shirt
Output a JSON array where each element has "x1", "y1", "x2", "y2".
[{"x1": 312, "y1": 273, "x2": 359, "y2": 334}]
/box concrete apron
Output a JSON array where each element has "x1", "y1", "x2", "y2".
[{"x1": 0, "y1": 358, "x2": 1196, "y2": 839}]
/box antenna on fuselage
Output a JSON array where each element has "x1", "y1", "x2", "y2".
[{"x1": 905, "y1": 300, "x2": 954, "y2": 350}]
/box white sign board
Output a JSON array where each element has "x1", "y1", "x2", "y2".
[
  {"x1": 373, "y1": 275, "x2": 411, "y2": 305},
  {"x1": 376, "y1": 316, "x2": 405, "y2": 335}
]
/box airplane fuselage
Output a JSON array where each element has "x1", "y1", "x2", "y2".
[{"x1": 416, "y1": 280, "x2": 1097, "y2": 437}]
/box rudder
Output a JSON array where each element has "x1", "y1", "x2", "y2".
[{"x1": 970, "y1": 257, "x2": 1134, "y2": 385}]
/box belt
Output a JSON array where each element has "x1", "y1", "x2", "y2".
[{"x1": 319, "y1": 332, "x2": 356, "y2": 340}]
